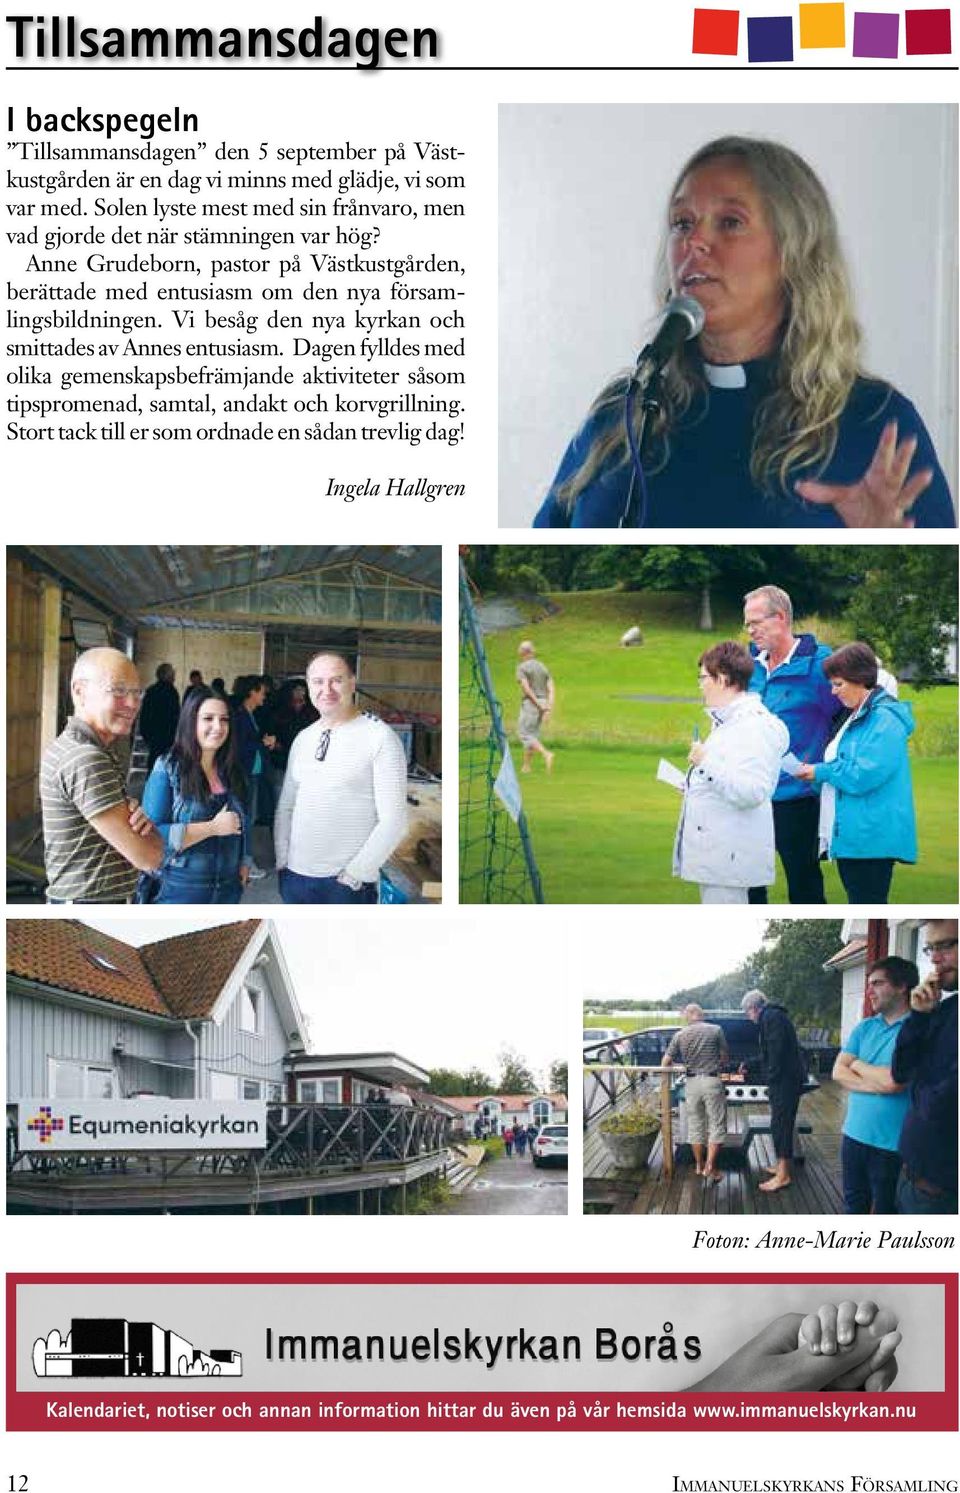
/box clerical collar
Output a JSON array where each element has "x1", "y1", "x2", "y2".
[{"x1": 703, "y1": 361, "x2": 747, "y2": 389}]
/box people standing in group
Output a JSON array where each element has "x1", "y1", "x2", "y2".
[
  {"x1": 674, "y1": 641, "x2": 788, "y2": 904},
  {"x1": 503, "y1": 1125, "x2": 515, "y2": 1157},
  {"x1": 795, "y1": 643, "x2": 917, "y2": 905},
  {"x1": 231, "y1": 675, "x2": 275, "y2": 881},
  {"x1": 137, "y1": 663, "x2": 181, "y2": 771},
  {"x1": 662, "y1": 1003, "x2": 731, "y2": 1183},
  {"x1": 892, "y1": 919, "x2": 958, "y2": 1215},
  {"x1": 140, "y1": 687, "x2": 251, "y2": 904},
  {"x1": 741, "y1": 989, "x2": 806, "y2": 1193},
  {"x1": 744, "y1": 585, "x2": 840, "y2": 904},
  {"x1": 833, "y1": 957, "x2": 916, "y2": 1214},
  {"x1": 516, "y1": 641, "x2": 555, "y2": 774},
  {"x1": 40, "y1": 647, "x2": 164, "y2": 903},
  {"x1": 274, "y1": 651, "x2": 409, "y2": 904}
]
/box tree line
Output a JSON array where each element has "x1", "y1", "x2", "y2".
[{"x1": 463, "y1": 545, "x2": 957, "y2": 687}]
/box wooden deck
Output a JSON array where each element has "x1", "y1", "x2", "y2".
[{"x1": 584, "y1": 1078, "x2": 845, "y2": 1216}]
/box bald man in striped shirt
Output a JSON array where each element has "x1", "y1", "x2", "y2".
[{"x1": 40, "y1": 648, "x2": 164, "y2": 903}]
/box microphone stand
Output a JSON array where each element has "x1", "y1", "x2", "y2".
[{"x1": 618, "y1": 350, "x2": 663, "y2": 529}]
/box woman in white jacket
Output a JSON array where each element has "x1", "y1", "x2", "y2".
[{"x1": 674, "y1": 641, "x2": 789, "y2": 904}]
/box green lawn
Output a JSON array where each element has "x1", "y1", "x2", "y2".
[{"x1": 461, "y1": 590, "x2": 958, "y2": 905}]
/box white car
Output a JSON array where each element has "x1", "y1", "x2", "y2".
[
  {"x1": 583, "y1": 1027, "x2": 624, "y2": 1050},
  {"x1": 531, "y1": 1124, "x2": 568, "y2": 1167}
]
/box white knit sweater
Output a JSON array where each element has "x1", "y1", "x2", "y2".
[{"x1": 273, "y1": 713, "x2": 409, "y2": 883}]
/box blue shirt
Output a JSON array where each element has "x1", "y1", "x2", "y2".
[
  {"x1": 533, "y1": 361, "x2": 955, "y2": 529},
  {"x1": 842, "y1": 1012, "x2": 910, "y2": 1153}
]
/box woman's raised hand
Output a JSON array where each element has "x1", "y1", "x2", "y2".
[
  {"x1": 795, "y1": 420, "x2": 933, "y2": 528},
  {"x1": 211, "y1": 806, "x2": 242, "y2": 837}
]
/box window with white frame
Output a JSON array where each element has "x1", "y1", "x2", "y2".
[
  {"x1": 48, "y1": 1059, "x2": 116, "y2": 1099},
  {"x1": 242, "y1": 1079, "x2": 261, "y2": 1100},
  {"x1": 266, "y1": 1082, "x2": 282, "y2": 1104},
  {"x1": 239, "y1": 985, "x2": 261, "y2": 1034},
  {"x1": 297, "y1": 1077, "x2": 342, "y2": 1103},
  {"x1": 531, "y1": 1098, "x2": 551, "y2": 1126}
]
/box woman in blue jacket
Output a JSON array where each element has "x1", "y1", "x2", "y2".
[
  {"x1": 797, "y1": 644, "x2": 916, "y2": 904},
  {"x1": 141, "y1": 687, "x2": 252, "y2": 903}
]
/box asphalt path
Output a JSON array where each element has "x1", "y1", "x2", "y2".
[{"x1": 444, "y1": 1151, "x2": 568, "y2": 1215}]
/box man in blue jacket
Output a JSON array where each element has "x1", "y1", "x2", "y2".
[
  {"x1": 892, "y1": 920, "x2": 958, "y2": 1214},
  {"x1": 744, "y1": 584, "x2": 840, "y2": 904}
]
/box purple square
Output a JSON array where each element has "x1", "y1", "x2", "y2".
[
  {"x1": 747, "y1": 15, "x2": 794, "y2": 62},
  {"x1": 852, "y1": 11, "x2": 900, "y2": 57}
]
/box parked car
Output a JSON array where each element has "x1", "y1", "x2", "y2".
[
  {"x1": 531, "y1": 1124, "x2": 568, "y2": 1167},
  {"x1": 583, "y1": 1027, "x2": 625, "y2": 1050}
]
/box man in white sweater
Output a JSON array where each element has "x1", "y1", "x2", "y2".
[{"x1": 274, "y1": 651, "x2": 409, "y2": 903}]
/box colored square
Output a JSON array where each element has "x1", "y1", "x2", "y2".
[
  {"x1": 905, "y1": 8, "x2": 952, "y2": 54},
  {"x1": 852, "y1": 11, "x2": 900, "y2": 56},
  {"x1": 799, "y1": 3, "x2": 846, "y2": 47},
  {"x1": 747, "y1": 15, "x2": 794, "y2": 61},
  {"x1": 692, "y1": 8, "x2": 740, "y2": 55}
]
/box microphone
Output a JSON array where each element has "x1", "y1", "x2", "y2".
[{"x1": 632, "y1": 294, "x2": 705, "y2": 390}]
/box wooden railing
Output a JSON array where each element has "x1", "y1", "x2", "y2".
[{"x1": 7, "y1": 1103, "x2": 451, "y2": 1179}]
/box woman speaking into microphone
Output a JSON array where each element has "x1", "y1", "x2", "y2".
[{"x1": 533, "y1": 136, "x2": 954, "y2": 530}]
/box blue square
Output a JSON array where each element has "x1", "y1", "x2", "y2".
[{"x1": 747, "y1": 15, "x2": 795, "y2": 61}]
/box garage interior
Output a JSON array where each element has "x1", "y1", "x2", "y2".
[{"x1": 7, "y1": 545, "x2": 441, "y2": 903}]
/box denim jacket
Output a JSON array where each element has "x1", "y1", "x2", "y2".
[{"x1": 142, "y1": 755, "x2": 252, "y2": 880}]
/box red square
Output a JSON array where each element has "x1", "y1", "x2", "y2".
[
  {"x1": 693, "y1": 8, "x2": 740, "y2": 56},
  {"x1": 905, "y1": 8, "x2": 952, "y2": 54}
]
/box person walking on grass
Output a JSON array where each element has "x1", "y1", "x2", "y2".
[{"x1": 516, "y1": 641, "x2": 555, "y2": 774}]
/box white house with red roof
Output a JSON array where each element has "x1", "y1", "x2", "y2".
[{"x1": 443, "y1": 1092, "x2": 568, "y2": 1139}]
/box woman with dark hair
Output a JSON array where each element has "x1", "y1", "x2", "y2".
[
  {"x1": 796, "y1": 643, "x2": 916, "y2": 903},
  {"x1": 674, "y1": 641, "x2": 789, "y2": 903},
  {"x1": 140, "y1": 687, "x2": 252, "y2": 903},
  {"x1": 534, "y1": 136, "x2": 953, "y2": 529}
]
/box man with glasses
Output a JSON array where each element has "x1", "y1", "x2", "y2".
[
  {"x1": 743, "y1": 584, "x2": 839, "y2": 904},
  {"x1": 892, "y1": 920, "x2": 958, "y2": 1214},
  {"x1": 40, "y1": 647, "x2": 164, "y2": 903}
]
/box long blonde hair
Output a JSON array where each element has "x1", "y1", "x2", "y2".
[{"x1": 556, "y1": 136, "x2": 866, "y2": 510}]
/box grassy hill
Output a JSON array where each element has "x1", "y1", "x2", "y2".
[{"x1": 460, "y1": 588, "x2": 958, "y2": 904}]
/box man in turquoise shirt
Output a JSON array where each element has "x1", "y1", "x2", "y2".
[{"x1": 832, "y1": 955, "x2": 916, "y2": 1214}]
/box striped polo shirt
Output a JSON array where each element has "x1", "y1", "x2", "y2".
[{"x1": 40, "y1": 717, "x2": 137, "y2": 902}]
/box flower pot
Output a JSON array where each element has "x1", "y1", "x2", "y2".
[{"x1": 600, "y1": 1128, "x2": 658, "y2": 1170}]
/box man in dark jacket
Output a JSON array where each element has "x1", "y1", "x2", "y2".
[
  {"x1": 892, "y1": 919, "x2": 958, "y2": 1214},
  {"x1": 742, "y1": 988, "x2": 805, "y2": 1193},
  {"x1": 744, "y1": 585, "x2": 839, "y2": 905},
  {"x1": 137, "y1": 663, "x2": 180, "y2": 771}
]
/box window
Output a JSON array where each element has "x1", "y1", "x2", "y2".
[
  {"x1": 239, "y1": 986, "x2": 261, "y2": 1034},
  {"x1": 298, "y1": 1078, "x2": 342, "y2": 1103},
  {"x1": 266, "y1": 1083, "x2": 282, "y2": 1104},
  {"x1": 242, "y1": 1080, "x2": 261, "y2": 1101},
  {"x1": 82, "y1": 950, "x2": 123, "y2": 976},
  {"x1": 532, "y1": 1099, "x2": 551, "y2": 1127},
  {"x1": 49, "y1": 1059, "x2": 116, "y2": 1099}
]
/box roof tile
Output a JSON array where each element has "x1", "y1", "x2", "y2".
[{"x1": 7, "y1": 918, "x2": 263, "y2": 1020}]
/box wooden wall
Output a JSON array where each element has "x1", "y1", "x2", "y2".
[{"x1": 134, "y1": 627, "x2": 264, "y2": 693}]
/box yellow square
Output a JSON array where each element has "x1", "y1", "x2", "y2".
[{"x1": 799, "y1": 2, "x2": 846, "y2": 49}]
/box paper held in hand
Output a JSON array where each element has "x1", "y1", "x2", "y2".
[{"x1": 656, "y1": 759, "x2": 687, "y2": 792}]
